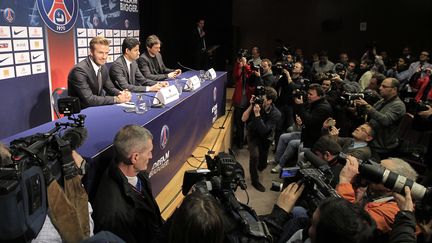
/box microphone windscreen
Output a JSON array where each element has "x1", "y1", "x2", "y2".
[{"x1": 62, "y1": 127, "x2": 88, "y2": 149}]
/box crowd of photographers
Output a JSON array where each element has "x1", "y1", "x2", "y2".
[
  {"x1": 2, "y1": 43, "x2": 432, "y2": 243},
  {"x1": 231, "y1": 44, "x2": 432, "y2": 243}
]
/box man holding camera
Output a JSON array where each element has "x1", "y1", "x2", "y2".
[
  {"x1": 294, "y1": 84, "x2": 333, "y2": 149},
  {"x1": 354, "y1": 78, "x2": 406, "y2": 160},
  {"x1": 92, "y1": 125, "x2": 163, "y2": 243},
  {"x1": 336, "y1": 155, "x2": 418, "y2": 235},
  {"x1": 242, "y1": 87, "x2": 281, "y2": 192}
]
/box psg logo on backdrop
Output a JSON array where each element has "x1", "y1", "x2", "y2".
[
  {"x1": 37, "y1": 0, "x2": 79, "y2": 33},
  {"x1": 3, "y1": 8, "x2": 15, "y2": 23},
  {"x1": 160, "y1": 125, "x2": 170, "y2": 150}
]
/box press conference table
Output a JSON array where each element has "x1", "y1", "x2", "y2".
[{"x1": 2, "y1": 71, "x2": 227, "y2": 195}]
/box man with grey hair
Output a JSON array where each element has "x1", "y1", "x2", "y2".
[
  {"x1": 337, "y1": 155, "x2": 418, "y2": 235},
  {"x1": 92, "y1": 125, "x2": 163, "y2": 243},
  {"x1": 137, "y1": 34, "x2": 181, "y2": 81}
]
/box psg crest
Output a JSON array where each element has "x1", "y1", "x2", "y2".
[
  {"x1": 37, "y1": 0, "x2": 79, "y2": 33},
  {"x1": 160, "y1": 125, "x2": 170, "y2": 150}
]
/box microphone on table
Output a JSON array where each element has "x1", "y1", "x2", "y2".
[
  {"x1": 175, "y1": 79, "x2": 193, "y2": 92},
  {"x1": 114, "y1": 80, "x2": 165, "y2": 108},
  {"x1": 177, "y1": 62, "x2": 197, "y2": 72}
]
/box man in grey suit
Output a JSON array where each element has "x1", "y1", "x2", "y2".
[
  {"x1": 110, "y1": 37, "x2": 167, "y2": 92},
  {"x1": 68, "y1": 36, "x2": 131, "y2": 108},
  {"x1": 137, "y1": 35, "x2": 182, "y2": 81}
]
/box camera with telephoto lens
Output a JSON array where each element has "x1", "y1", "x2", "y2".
[
  {"x1": 336, "y1": 153, "x2": 432, "y2": 205},
  {"x1": 270, "y1": 151, "x2": 340, "y2": 213},
  {"x1": 182, "y1": 152, "x2": 271, "y2": 242},
  {"x1": 0, "y1": 98, "x2": 87, "y2": 241},
  {"x1": 252, "y1": 86, "x2": 265, "y2": 105}
]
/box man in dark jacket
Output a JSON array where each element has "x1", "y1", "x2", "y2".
[
  {"x1": 242, "y1": 86, "x2": 281, "y2": 192},
  {"x1": 92, "y1": 125, "x2": 163, "y2": 243},
  {"x1": 137, "y1": 35, "x2": 181, "y2": 81},
  {"x1": 110, "y1": 37, "x2": 166, "y2": 92},
  {"x1": 294, "y1": 84, "x2": 333, "y2": 149}
]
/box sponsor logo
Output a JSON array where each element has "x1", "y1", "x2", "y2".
[
  {"x1": 0, "y1": 66, "x2": 15, "y2": 80},
  {"x1": 3, "y1": 8, "x2": 15, "y2": 23},
  {"x1": 160, "y1": 125, "x2": 170, "y2": 150},
  {"x1": 13, "y1": 30, "x2": 24, "y2": 35},
  {"x1": 32, "y1": 54, "x2": 42, "y2": 60},
  {"x1": 29, "y1": 27, "x2": 43, "y2": 37},
  {"x1": 78, "y1": 30, "x2": 84, "y2": 35},
  {"x1": 37, "y1": 0, "x2": 79, "y2": 33},
  {"x1": 0, "y1": 56, "x2": 11, "y2": 64}
]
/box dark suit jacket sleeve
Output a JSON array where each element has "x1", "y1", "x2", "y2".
[
  {"x1": 134, "y1": 63, "x2": 158, "y2": 87},
  {"x1": 109, "y1": 60, "x2": 147, "y2": 92},
  {"x1": 68, "y1": 66, "x2": 116, "y2": 107},
  {"x1": 103, "y1": 69, "x2": 121, "y2": 96},
  {"x1": 137, "y1": 55, "x2": 168, "y2": 81},
  {"x1": 157, "y1": 54, "x2": 174, "y2": 74}
]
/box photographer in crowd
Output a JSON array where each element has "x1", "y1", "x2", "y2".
[
  {"x1": 254, "y1": 58, "x2": 277, "y2": 88},
  {"x1": 274, "y1": 62, "x2": 306, "y2": 148},
  {"x1": 312, "y1": 51, "x2": 335, "y2": 82},
  {"x1": 354, "y1": 78, "x2": 406, "y2": 160},
  {"x1": 242, "y1": 86, "x2": 281, "y2": 192},
  {"x1": 232, "y1": 55, "x2": 256, "y2": 149},
  {"x1": 336, "y1": 155, "x2": 418, "y2": 239},
  {"x1": 294, "y1": 83, "x2": 333, "y2": 149}
]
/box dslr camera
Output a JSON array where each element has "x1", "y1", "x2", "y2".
[
  {"x1": 403, "y1": 98, "x2": 430, "y2": 114},
  {"x1": 252, "y1": 86, "x2": 265, "y2": 105},
  {"x1": 237, "y1": 48, "x2": 250, "y2": 59}
]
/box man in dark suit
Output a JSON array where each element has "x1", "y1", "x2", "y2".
[
  {"x1": 68, "y1": 36, "x2": 131, "y2": 108},
  {"x1": 137, "y1": 35, "x2": 181, "y2": 81},
  {"x1": 92, "y1": 125, "x2": 164, "y2": 243},
  {"x1": 110, "y1": 37, "x2": 167, "y2": 92},
  {"x1": 191, "y1": 18, "x2": 208, "y2": 70}
]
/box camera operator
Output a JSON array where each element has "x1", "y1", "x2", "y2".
[
  {"x1": 274, "y1": 62, "x2": 306, "y2": 148},
  {"x1": 263, "y1": 183, "x2": 375, "y2": 243},
  {"x1": 0, "y1": 143, "x2": 93, "y2": 242},
  {"x1": 242, "y1": 87, "x2": 281, "y2": 192},
  {"x1": 253, "y1": 58, "x2": 277, "y2": 88},
  {"x1": 168, "y1": 192, "x2": 224, "y2": 243},
  {"x1": 336, "y1": 155, "x2": 418, "y2": 237},
  {"x1": 354, "y1": 78, "x2": 406, "y2": 161},
  {"x1": 92, "y1": 125, "x2": 164, "y2": 243},
  {"x1": 294, "y1": 83, "x2": 333, "y2": 149},
  {"x1": 398, "y1": 50, "x2": 432, "y2": 83}
]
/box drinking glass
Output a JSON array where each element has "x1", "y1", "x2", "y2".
[
  {"x1": 175, "y1": 79, "x2": 183, "y2": 95},
  {"x1": 135, "y1": 94, "x2": 147, "y2": 114}
]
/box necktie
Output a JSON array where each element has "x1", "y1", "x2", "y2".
[
  {"x1": 129, "y1": 63, "x2": 133, "y2": 84},
  {"x1": 97, "y1": 68, "x2": 102, "y2": 94}
]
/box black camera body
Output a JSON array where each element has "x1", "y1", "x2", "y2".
[
  {"x1": 252, "y1": 86, "x2": 265, "y2": 105},
  {"x1": 270, "y1": 152, "x2": 340, "y2": 213}
]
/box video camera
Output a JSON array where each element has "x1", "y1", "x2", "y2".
[
  {"x1": 0, "y1": 97, "x2": 87, "y2": 241},
  {"x1": 182, "y1": 152, "x2": 271, "y2": 242},
  {"x1": 270, "y1": 151, "x2": 340, "y2": 213}
]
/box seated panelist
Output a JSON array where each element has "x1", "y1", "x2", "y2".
[
  {"x1": 68, "y1": 36, "x2": 131, "y2": 108},
  {"x1": 110, "y1": 37, "x2": 167, "y2": 93},
  {"x1": 137, "y1": 34, "x2": 181, "y2": 81}
]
